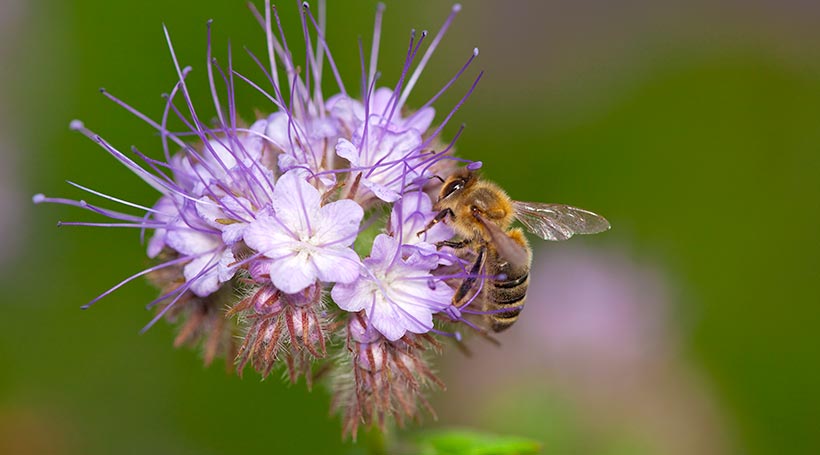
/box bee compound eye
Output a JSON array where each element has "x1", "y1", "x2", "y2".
[{"x1": 441, "y1": 179, "x2": 465, "y2": 199}]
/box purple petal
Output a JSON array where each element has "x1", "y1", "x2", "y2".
[
  {"x1": 166, "y1": 225, "x2": 220, "y2": 256},
  {"x1": 271, "y1": 170, "x2": 321, "y2": 234},
  {"x1": 269, "y1": 251, "x2": 317, "y2": 294},
  {"x1": 368, "y1": 301, "x2": 407, "y2": 342},
  {"x1": 369, "y1": 234, "x2": 399, "y2": 263},
  {"x1": 361, "y1": 179, "x2": 401, "y2": 203},
  {"x1": 312, "y1": 248, "x2": 362, "y2": 285},
  {"x1": 404, "y1": 107, "x2": 435, "y2": 132},
  {"x1": 244, "y1": 212, "x2": 295, "y2": 259},
  {"x1": 335, "y1": 138, "x2": 359, "y2": 164},
  {"x1": 184, "y1": 254, "x2": 221, "y2": 297},
  {"x1": 314, "y1": 198, "x2": 364, "y2": 246},
  {"x1": 331, "y1": 280, "x2": 371, "y2": 313}
]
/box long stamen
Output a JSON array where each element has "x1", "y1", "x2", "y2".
[
  {"x1": 82, "y1": 255, "x2": 193, "y2": 310},
  {"x1": 65, "y1": 181, "x2": 160, "y2": 214},
  {"x1": 313, "y1": 0, "x2": 327, "y2": 109},
  {"x1": 263, "y1": 0, "x2": 283, "y2": 104},
  {"x1": 70, "y1": 121, "x2": 170, "y2": 195},
  {"x1": 378, "y1": 29, "x2": 422, "y2": 124},
  {"x1": 302, "y1": 2, "x2": 347, "y2": 97},
  {"x1": 409, "y1": 47, "x2": 479, "y2": 123},
  {"x1": 367, "y1": 3, "x2": 386, "y2": 94},
  {"x1": 397, "y1": 4, "x2": 462, "y2": 112},
  {"x1": 210, "y1": 59, "x2": 276, "y2": 198},
  {"x1": 418, "y1": 69, "x2": 483, "y2": 151}
]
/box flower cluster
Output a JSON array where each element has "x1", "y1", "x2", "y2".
[{"x1": 35, "y1": 1, "x2": 489, "y2": 439}]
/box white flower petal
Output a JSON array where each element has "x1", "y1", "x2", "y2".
[
  {"x1": 362, "y1": 179, "x2": 401, "y2": 203},
  {"x1": 194, "y1": 197, "x2": 225, "y2": 229},
  {"x1": 404, "y1": 107, "x2": 435, "y2": 133},
  {"x1": 221, "y1": 223, "x2": 246, "y2": 245},
  {"x1": 166, "y1": 225, "x2": 220, "y2": 256},
  {"x1": 314, "y1": 199, "x2": 364, "y2": 246},
  {"x1": 244, "y1": 211, "x2": 296, "y2": 259},
  {"x1": 368, "y1": 298, "x2": 407, "y2": 342},
  {"x1": 271, "y1": 171, "x2": 321, "y2": 235},
  {"x1": 269, "y1": 251, "x2": 317, "y2": 294},
  {"x1": 369, "y1": 234, "x2": 398, "y2": 263},
  {"x1": 332, "y1": 280, "x2": 371, "y2": 313},
  {"x1": 217, "y1": 249, "x2": 237, "y2": 283},
  {"x1": 335, "y1": 138, "x2": 359, "y2": 164},
  {"x1": 312, "y1": 247, "x2": 362, "y2": 285},
  {"x1": 147, "y1": 229, "x2": 167, "y2": 259},
  {"x1": 184, "y1": 254, "x2": 221, "y2": 297}
]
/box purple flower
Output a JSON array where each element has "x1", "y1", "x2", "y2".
[
  {"x1": 336, "y1": 124, "x2": 425, "y2": 203},
  {"x1": 264, "y1": 111, "x2": 339, "y2": 189},
  {"x1": 332, "y1": 87, "x2": 440, "y2": 203},
  {"x1": 389, "y1": 190, "x2": 454, "y2": 261},
  {"x1": 328, "y1": 87, "x2": 436, "y2": 136},
  {"x1": 332, "y1": 233, "x2": 453, "y2": 341},
  {"x1": 33, "y1": 0, "x2": 552, "y2": 439},
  {"x1": 164, "y1": 212, "x2": 235, "y2": 298},
  {"x1": 244, "y1": 170, "x2": 363, "y2": 294}
]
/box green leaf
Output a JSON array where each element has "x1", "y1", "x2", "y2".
[
  {"x1": 416, "y1": 429, "x2": 542, "y2": 455},
  {"x1": 353, "y1": 207, "x2": 389, "y2": 257}
]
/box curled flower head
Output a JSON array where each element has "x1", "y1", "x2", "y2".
[
  {"x1": 32, "y1": 0, "x2": 554, "y2": 440},
  {"x1": 332, "y1": 313, "x2": 445, "y2": 438}
]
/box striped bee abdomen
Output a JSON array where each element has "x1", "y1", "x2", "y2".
[{"x1": 485, "y1": 251, "x2": 530, "y2": 332}]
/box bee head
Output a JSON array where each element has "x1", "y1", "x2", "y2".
[{"x1": 438, "y1": 168, "x2": 475, "y2": 202}]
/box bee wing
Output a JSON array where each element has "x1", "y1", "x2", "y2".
[
  {"x1": 474, "y1": 212, "x2": 530, "y2": 268},
  {"x1": 512, "y1": 201, "x2": 610, "y2": 241}
]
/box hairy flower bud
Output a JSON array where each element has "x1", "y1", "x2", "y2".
[{"x1": 331, "y1": 313, "x2": 445, "y2": 439}]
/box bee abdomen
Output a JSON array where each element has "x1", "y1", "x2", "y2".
[
  {"x1": 494, "y1": 290, "x2": 526, "y2": 305},
  {"x1": 487, "y1": 273, "x2": 529, "y2": 332},
  {"x1": 489, "y1": 302, "x2": 524, "y2": 332},
  {"x1": 494, "y1": 271, "x2": 529, "y2": 289}
]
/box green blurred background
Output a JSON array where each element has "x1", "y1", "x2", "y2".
[{"x1": 3, "y1": 0, "x2": 820, "y2": 453}]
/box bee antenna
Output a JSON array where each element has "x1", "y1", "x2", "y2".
[{"x1": 430, "y1": 174, "x2": 445, "y2": 183}]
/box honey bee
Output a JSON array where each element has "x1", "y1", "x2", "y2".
[{"x1": 419, "y1": 168, "x2": 610, "y2": 332}]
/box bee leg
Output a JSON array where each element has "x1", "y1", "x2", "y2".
[
  {"x1": 435, "y1": 238, "x2": 472, "y2": 250},
  {"x1": 454, "y1": 245, "x2": 485, "y2": 304},
  {"x1": 416, "y1": 208, "x2": 454, "y2": 237},
  {"x1": 451, "y1": 245, "x2": 501, "y2": 346}
]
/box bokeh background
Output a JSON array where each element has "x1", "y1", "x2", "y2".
[{"x1": 3, "y1": 0, "x2": 820, "y2": 453}]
